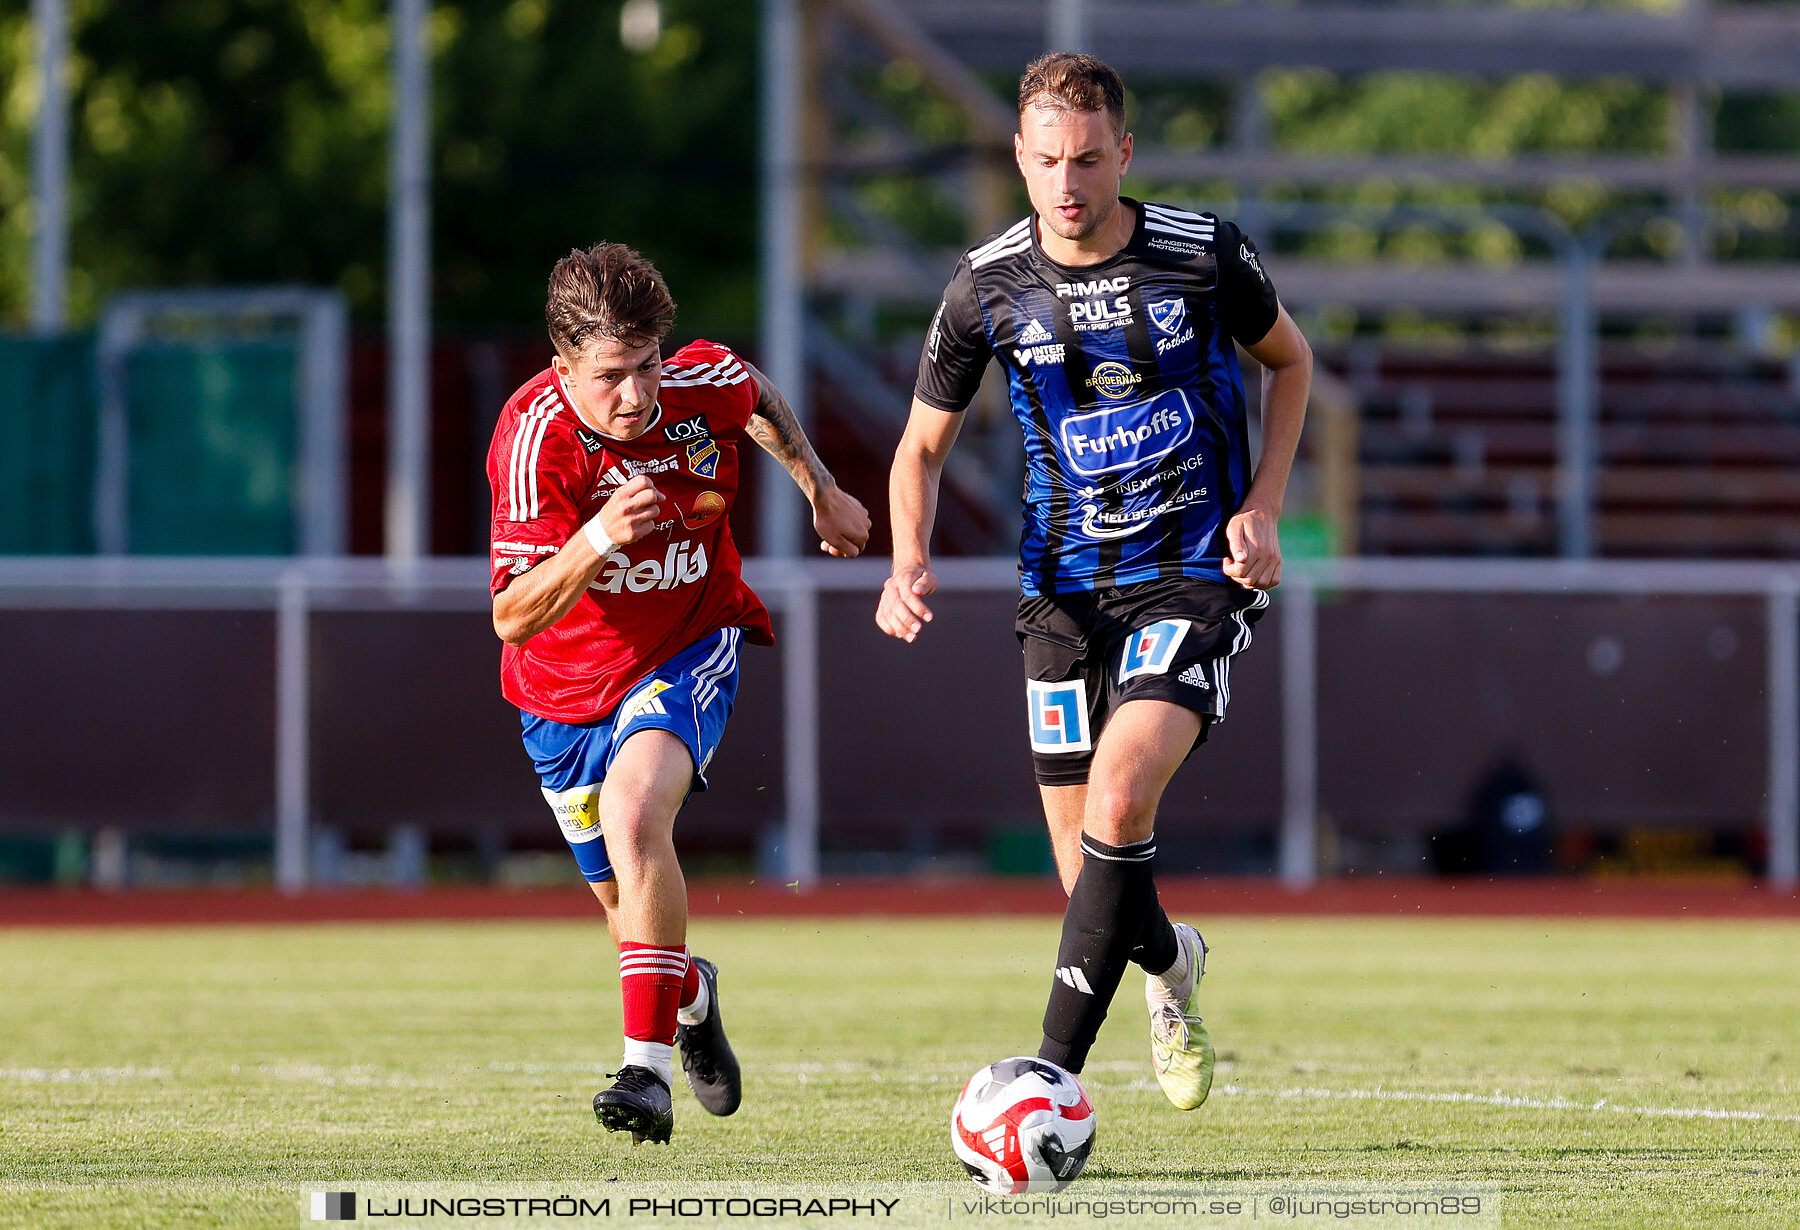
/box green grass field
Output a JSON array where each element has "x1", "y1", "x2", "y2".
[{"x1": 2, "y1": 915, "x2": 1797, "y2": 1228}]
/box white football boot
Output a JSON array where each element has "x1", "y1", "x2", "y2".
[{"x1": 1145, "y1": 922, "x2": 1214, "y2": 1110}]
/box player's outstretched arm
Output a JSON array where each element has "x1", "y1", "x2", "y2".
[
  {"x1": 878, "y1": 398, "x2": 963, "y2": 643},
  {"x1": 737, "y1": 359, "x2": 871, "y2": 558},
  {"x1": 1225, "y1": 306, "x2": 1312, "y2": 591},
  {"x1": 492, "y1": 476, "x2": 665, "y2": 645}
]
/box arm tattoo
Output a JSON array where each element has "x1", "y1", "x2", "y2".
[{"x1": 745, "y1": 367, "x2": 833, "y2": 500}]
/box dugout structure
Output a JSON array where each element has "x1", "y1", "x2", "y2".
[{"x1": 93, "y1": 288, "x2": 350, "y2": 558}]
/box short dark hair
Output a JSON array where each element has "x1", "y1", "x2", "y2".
[
  {"x1": 546, "y1": 242, "x2": 677, "y2": 357},
  {"x1": 1017, "y1": 52, "x2": 1127, "y2": 140}
]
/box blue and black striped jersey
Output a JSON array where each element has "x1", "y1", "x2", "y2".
[{"x1": 914, "y1": 198, "x2": 1280, "y2": 596}]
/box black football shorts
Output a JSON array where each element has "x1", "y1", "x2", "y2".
[{"x1": 1016, "y1": 577, "x2": 1271, "y2": 787}]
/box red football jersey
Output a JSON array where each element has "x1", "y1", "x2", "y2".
[{"x1": 487, "y1": 340, "x2": 775, "y2": 723}]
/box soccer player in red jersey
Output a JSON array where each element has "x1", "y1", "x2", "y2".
[{"x1": 488, "y1": 243, "x2": 869, "y2": 1144}]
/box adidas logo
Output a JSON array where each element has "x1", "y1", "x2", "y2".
[
  {"x1": 1018, "y1": 318, "x2": 1053, "y2": 344},
  {"x1": 1055, "y1": 966, "x2": 1094, "y2": 995},
  {"x1": 1179, "y1": 665, "x2": 1210, "y2": 689}
]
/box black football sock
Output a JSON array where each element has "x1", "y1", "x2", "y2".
[
  {"x1": 1134, "y1": 900, "x2": 1179, "y2": 978},
  {"x1": 1038, "y1": 834, "x2": 1160, "y2": 1073}
]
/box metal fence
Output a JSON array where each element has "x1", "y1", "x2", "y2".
[{"x1": 0, "y1": 554, "x2": 1793, "y2": 891}]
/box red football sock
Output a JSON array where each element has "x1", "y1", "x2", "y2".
[
  {"x1": 618, "y1": 942, "x2": 688, "y2": 1045},
  {"x1": 680, "y1": 954, "x2": 700, "y2": 1011}
]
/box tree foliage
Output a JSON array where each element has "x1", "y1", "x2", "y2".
[{"x1": 0, "y1": 0, "x2": 758, "y2": 334}]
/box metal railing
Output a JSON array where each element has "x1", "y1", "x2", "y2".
[{"x1": 1, "y1": 554, "x2": 1794, "y2": 892}]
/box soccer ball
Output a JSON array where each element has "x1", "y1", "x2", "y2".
[{"x1": 950, "y1": 1057, "x2": 1096, "y2": 1194}]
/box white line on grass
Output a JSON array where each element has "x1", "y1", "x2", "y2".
[
  {"x1": 0, "y1": 1066, "x2": 170, "y2": 1083},
  {"x1": 1213, "y1": 1083, "x2": 1800, "y2": 1124}
]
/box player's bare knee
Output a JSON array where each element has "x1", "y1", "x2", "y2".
[{"x1": 1083, "y1": 781, "x2": 1156, "y2": 844}]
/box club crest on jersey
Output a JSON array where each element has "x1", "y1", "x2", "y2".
[
  {"x1": 685, "y1": 438, "x2": 720, "y2": 479},
  {"x1": 1119, "y1": 620, "x2": 1192, "y2": 683},
  {"x1": 1148, "y1": 298, "x2": 1188, "y2": 336},
  {"x1": 1028, "y1": 679, "x2": 1091, "y2": 753},
  {"x1": 664, "y1": 414, "x2": 710, "y2": 443},
  {"x1": 1085, "y1": 361, "x2": 1143, "y2": 402}
]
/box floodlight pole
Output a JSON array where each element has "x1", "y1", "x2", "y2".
[
  {"x1": 1048, "y1": 0, "x2": 1088, "y2": 50},
  {"x1": 1556, "y1": 239, "x2": 1598, "y2": 558},
  {"x1": 762, "y1": 0, "x2": 821, "y2": 889},
  {"x1": 1279, "y1": 580, "x2": 1319, "y2": 889},
  {"x1": 30, "y1": 0, "x2": 68, "y2": 334},
  {"x1": 275, "y1": 569, "x2": 311, "y2": 894},
  {"x1": 387, "y1": 0, "x2": 432, "y2": 561},
  {"x1": 1769, "y1": 580, "x2": 1799, "y2": 891},
  {"x1": 759, "y1": 0, "x2": 805, "y2": 561}
]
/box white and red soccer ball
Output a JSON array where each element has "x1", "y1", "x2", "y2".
[{"x1": 950, "y1": 1057, "x2": 1096, "y2": 1193}]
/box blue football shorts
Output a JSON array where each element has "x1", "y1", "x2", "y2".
[{"x1": 518, "y1": 626, "x2": 744, "y2": 882}]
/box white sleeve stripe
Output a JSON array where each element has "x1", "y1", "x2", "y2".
[
  {"x1": 1142, "y1": 202, "x2": 1201, "y2": 220},
  {"x1": 969, "y1": 218, "x2": 1032, "y2": 263},
  {"x1": 504, "y1": 390, "x2": 564, "y2": 521},
  {"x1": 507, "y1": 415, "x2": 528, "y2": 521},
  {"x1": 527, "y1": 412, "x2": 554, "y2": 519},
  {"x1": 971, "y1": 235, "x2": 1034, "y2": 267},
  {"x1": 1145, "y1": 217, "x2": 1213, "y2": 240},
  {"x1": 1143, "y1": 203, "x2": 1215, "y2": 228},
  {"x1": 661, "y1": 368, "x2": 751, "y2": 389}
]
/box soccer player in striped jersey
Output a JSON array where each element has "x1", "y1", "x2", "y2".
[
  {"x1": 489, "y1": 243, "x2": 869, "y2": 1143},
  {"x1": 878, "y1": 53, "x2": 1313, "y2": 1111}
]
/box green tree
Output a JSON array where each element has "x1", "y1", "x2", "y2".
[{"x1": 0, "y1": 0, "x2": 759, "y2": 336}]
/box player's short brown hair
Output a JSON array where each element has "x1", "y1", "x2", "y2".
[
  {"x1": 546, "y1": 242, "x2": 677, "y2": 357},
  {"x1": 1017, "y1": 52, "x2": 1127, "y2": 140}
]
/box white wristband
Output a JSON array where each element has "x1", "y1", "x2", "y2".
[{"x1": 582, "y1": 517, "x2": 617, "y2": 559}]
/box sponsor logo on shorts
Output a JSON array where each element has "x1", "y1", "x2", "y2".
[
  {"x1": 1027, "y1": 679, "x2": 1091, "y2": 754},
  {"x1": 619, "y1": 679, "x2": 673, "y2": 725},
  {"x1": 1119, "y1": 619, "x2": 1193, "y2": 683},
  {"x1": 541, "y1": 786, "x2": 603, "y2": 839},
  {"x1": 1178, "y1": 664, "x2": 1211, "y2": 690}
]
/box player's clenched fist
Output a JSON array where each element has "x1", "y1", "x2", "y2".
[{"x1": 597, "y1": 475, "x2": 665, "y2": 547}]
